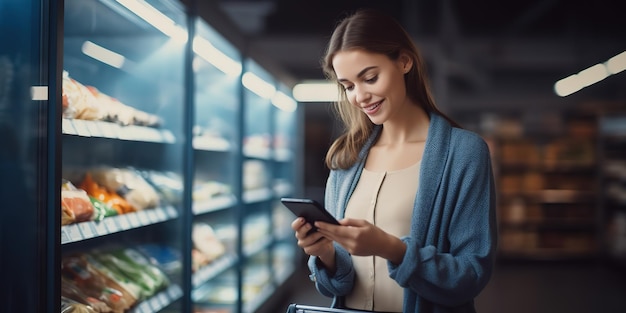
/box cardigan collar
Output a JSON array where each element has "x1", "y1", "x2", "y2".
[{"x1": 345, "y1": 113, "x2": 453, "y2": 238}]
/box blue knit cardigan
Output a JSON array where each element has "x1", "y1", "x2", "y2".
[{"x1": 307, "y1": 113, "x2": 498, "y2": 313}]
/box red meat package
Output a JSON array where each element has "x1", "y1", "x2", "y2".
[{"x1": 61, "y1": 180, "x2": 95, "y2": 223}]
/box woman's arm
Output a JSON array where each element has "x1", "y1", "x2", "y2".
[{"x1": 388, "y1": 135, "x2": 497, "y2": 306}]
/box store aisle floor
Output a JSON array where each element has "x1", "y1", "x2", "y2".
[{"x1": 272, "y1": 260, "x2": 626, "y2": 313}]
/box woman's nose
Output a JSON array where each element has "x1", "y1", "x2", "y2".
[{"x1": 354, "y1": 85, "x2": 371, "y2": 103}]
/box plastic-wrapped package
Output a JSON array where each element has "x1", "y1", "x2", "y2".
[
  {"x1": 91, "y1": 168, "x2": 160, "y2": 211},
  {"x1": 135, "y1": 243, "x2": 182, "y2": 275},
  {"x1": 93, "y1": 248, "x2": 169, "y2": 299},
  {"x1": 85, "y1": 85, "x2": 162, "y2": 127},
  {"x1": 140, "y1": 170, "x2": 183, "y2": 206},
  {"x1": 110, "y1": 248, "x2": 169, "y2": 288},
  {"x1": 61, "y1": 297, "x2": 97, "y2": 313},
  {"x1": 85, "y1": 86, "x2": 133, "y2": 126},
  {"x1": 61, "y1": 255, "x2": 131, "y2": 312},
  {"x1": 83, "y1": 253, "x2": 141, "y2": 305},
  {"x1": 62, "y1": 202, "x2": 76, "y2": 226},
  {"x1": 61, "y1": 73, "x2": 102, "y2": 120},
  {"x1": 89, "y1": 196, "x2": 118, "y2": 221},
  {"x1": 192, "y1": 223, "x2": 226, "y2": 264},
  {"x1": 192, "y1": 180, "x2": 231, "y2": 202},
  {"x1": 79, "y1": 173, "x2": 136, "y2": 215},
  {"x1": 61, "y1": 277, "x2": 114, "y2": 313},
  {"x1": 61, "y1": 180, "x2": 95, "y2": 223},
  {"x1": 192, "y1": 248, "x2": 210, "y2": 272}
]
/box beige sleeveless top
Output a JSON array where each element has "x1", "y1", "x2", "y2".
[{"x1": 344, "y1": 160, "x2": 420, "y2": 312}]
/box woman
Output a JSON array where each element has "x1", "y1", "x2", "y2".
[{"x1": 291, "y1": 8, "x2": 497, "y2": 313}]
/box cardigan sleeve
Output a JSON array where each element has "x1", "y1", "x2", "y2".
[
  {"x1": 308, "y1": 243, "x2": 355, "y2": 297},
  {"x1": 306, "y1": 169, "x2": 356, "y2": 298},
  {"x1": 388, "y1": 132, "x2": 497, "y2": 307}
]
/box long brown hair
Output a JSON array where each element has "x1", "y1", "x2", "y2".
[{"x1": 323, "y1": 9, "x2": 459, "y2": 170}]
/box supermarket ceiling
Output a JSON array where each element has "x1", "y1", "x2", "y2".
[{"x1": 206, "y1": 0, "x2": 626, "y2": 112}]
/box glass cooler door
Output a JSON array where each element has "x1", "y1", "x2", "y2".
[
  {"x1": 270, "y1": 83, "x2": 301, "y2": 288},
  {"x1": 190, "y1": 17, "x2": 242, "y2": 313},
  {"x1": 241, "y1": 58, "x2": 275, "y2": 312},
  {"x1": 0, "y1": 0, "x2": 62, "y2": 312},
  {"x1": 60, "y1": 0, "x2": 190, "y2": 312}
]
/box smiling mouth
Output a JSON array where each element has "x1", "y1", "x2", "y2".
[{"x1": 363, "y1": 101, "x2": 382, "y2": 112}]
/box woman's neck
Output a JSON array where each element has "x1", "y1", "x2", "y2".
[{"x1": 377, "y1": 104, "x2": 429, "y2": 146}]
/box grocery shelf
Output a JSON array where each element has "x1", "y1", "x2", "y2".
[
  {"x1": 61, "y1": 205, "x2": 178, "y2": 244},
  {"x1": 129, "y1": 284, "x2": 184, "y2": 313}
]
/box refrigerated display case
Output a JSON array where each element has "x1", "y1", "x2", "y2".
[
  {"x1": 270, "y1": 83, "x2": 302, "y2": 288},
  {"x1": 240, "y1": 58, "x2": 280, "y2": 313},
  {"x1": 191, "y1": 16, "x2": 241, "y2": 313},
  {"x1": 61, "y1": 0, "x2": 189, "y2": 311},
  {"x1": 0, "y1": 0, "x2": 303, "y2": 312}
]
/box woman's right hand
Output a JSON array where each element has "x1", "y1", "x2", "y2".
[{"x1": 291, "y1": 217, "x2": 336, "y2": 269}]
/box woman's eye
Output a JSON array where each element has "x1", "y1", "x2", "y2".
[
  {"x1": 365, "y1": 76, "x2": 378, "y2": 84},
  {"x1": 343, "y1": 85, "x2": 354, "y2": 91}
]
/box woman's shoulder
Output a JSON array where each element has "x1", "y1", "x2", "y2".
[{"x1": 449, "y1": 127, "x2": 491, "y2": 158}]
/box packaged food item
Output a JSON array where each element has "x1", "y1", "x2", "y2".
[
  {"x1": 61, "y1": 296, "x2": 98, "y2": 313},
  {"x1": 91, "y1": 167, "x2": 160, "y2": 211},
  {"x1": 115, "y1": 248, "x2": 169, "y2": 286},
  {"x1": 86, "y1": 86, "x2": 162, "y2": 127},
  {"x1": 192, "y1": 248, "x2": 210, "y2": 272},
  {"x1": 79, "y1": 173, "x2": 135, "y2": 214},
  {"x1": 192, "y1": 223, "x2": 226, "y2": 264},
  {"x1": 85, "y1": 86, "x2": 133, "y2": 126},
  {"x1": 61, "y1": 180, "x2": 95, "y2": 223},
  {"x1": 62, "y1": 277, "x2": 114, "y2": 313},
  {"x1": 131, "y1": 108, "x2": 162, "y2": 128},
  {"x1": 62, "y1": 203, "x2": 76, "y2": 226},
  {"x1": 135, "y1": 243, "x2": 182, "y2": 275},
  {"x1": 89, "y1": 196, "x2": 118, "y2": 221},
  {"x1": 192, "y1": 180, "x2": 231, "y2": 202},
  {"x1": 92, "y1": 248, "x2": 170, "y2": 300},
  {"x1": 83, "y1": 253, "x2": 141, "y2": 305},
  {"x1": 140, "y1": 170, "x2": 183, "y2": 206},
  {"x1": 61, "y1": 254, "x2": 131, "y2": 312},
  {"x1": 62, "y1": 73, "x2": 102, "y2": 120}
]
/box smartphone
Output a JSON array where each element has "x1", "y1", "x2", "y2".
[{"x1": 280, "y1": 198, "x2": 340, "y2": 233}]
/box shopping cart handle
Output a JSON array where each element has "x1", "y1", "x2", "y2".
[{"x1": 287, "y1": 304, "x2": 375, "y2": 313}]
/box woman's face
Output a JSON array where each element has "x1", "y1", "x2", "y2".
[{"x1": 332, "y1": 49, "x2": 411, "y2": 125}]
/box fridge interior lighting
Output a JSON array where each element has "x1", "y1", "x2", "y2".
[
  {"x1": 116, "y1": 0, "x2": 187, "y2": 43},
  {"x1": 193, "y1": 37, "x2": 242, "y2": 77},
  {"x1": 81, "y1": 41, "x2": 126, "y2": 69},
  {"x1": 554, "y1": 50, "x2": 626, "y2": 97},
  {"x1": 271, "y1": 91, "x2": 297, "y2": 112},
  {"x1": 242, "y1": 72, "x2": 276, "y2": 99},
  {"x1": 292, "y1": 81, "x2": 339, "y2": 102}
]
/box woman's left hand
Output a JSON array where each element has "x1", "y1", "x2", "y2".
[{"x1": 315, "y1": 218, "x2": 406, "y2": 264}]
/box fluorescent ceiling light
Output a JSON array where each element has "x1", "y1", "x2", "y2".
[
  {"x1": 293, "y1": 81, "x2": 339, "y2": 102},
  {"x1": 554, "y1": 75, "x2": 581, "y2": 97},
  {"x1": 577, "y1": 64, "x2": 608, "y2": 87},
  {"x1": 116, "y1": 0, "x2": 187, "y2": 43},
  {"x1": 81, "y1": 41, "x2": 125, "y2": 68},
  {"x1": 242, "y1": 72, "x2": 275, "y2": 99},
  {"x1": 193, "y1": 37, "x2": 242, "y2": 77},
  {"x1": 554, "y1": 50, "x2": 626, "y2": 97},
  {"x1": 607, "y1": 51, "x2": 626, "y2": 74},
  {"x1": 271, "y1": 91, "x2": 297, "y2": 112}
]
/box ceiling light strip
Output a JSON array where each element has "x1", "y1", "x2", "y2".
[
  {"x1": 292, "y1": 82, "x2": 339, "y2": 102},
  {"x1": 554, "y1": 50, "x2": 626, "y2": 97}
]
